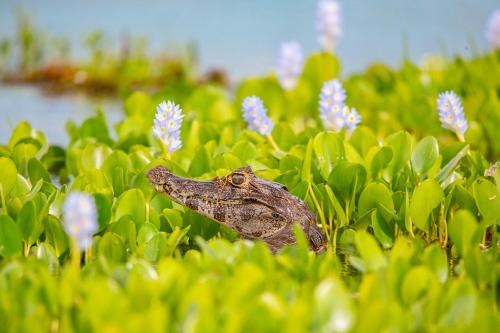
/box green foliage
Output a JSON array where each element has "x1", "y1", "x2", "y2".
[{"x1": 0, "y1": 50, "x2": 499, "y2": 331}]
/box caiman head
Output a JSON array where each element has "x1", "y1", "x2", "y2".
[{"x1": 147, "y1": 165, "x2": 326, "y2": 253}]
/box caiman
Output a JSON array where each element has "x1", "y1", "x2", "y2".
[{"x1": 147, "y1": 165, "x2": 327, "y2": 253}]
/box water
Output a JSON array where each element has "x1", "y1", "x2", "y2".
[
  {"x1": 0, "y1": 84, "x2": 122, "y2": 146},
  {"x1": 0, "y1": 0, "x2": 498, "y2": 144}
]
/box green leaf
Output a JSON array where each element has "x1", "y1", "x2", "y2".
[
  {"x1": 472, "y1": 178, "x2": 500, "y2": 224},
  {"x1": 43, "y1": 215, "x2": 69, "y2": 257},
  {"x1": 232, "y1": 141, "x2": 257, "y2": 164},
  {"x1": 328, "y1": 161, "x2": 367, "y2": 203},
  {"x1": 449, "y1": 210, "x2": 478, "y2": 256},
  {"x1": 313, "y1": 277, "x2": 354, "y2": 332},
  {"x1": 436, "y1": 144, "x2": 469, "y2": 184},
  {"x1": 188, "y1": 145, "x2": 211, "y2": 177},
  {"x1": 411, "y1": 136, "x2": 439, "y2": 176},
  {"x1": 383, "y1": 130, "x2": 412, "y2": 180},
  {"x1": 401, "y1": 266, "x2": 436, "y2": 305},
  {"x1": 358, "y1": 182, "x2": 394, "y2": 220},
  {"x1": 115, "y1": 189, "x2": 146, "y2": 227},
  {"x1": 410, "y1": 179, "x2": 444, "y2": 231},
  {"x1": 313, "y1": 131, "x2": 345, "y2": 180},
  {"x1": 17, "y1": 200, "x2": 37, "y2": 243},
  {"x1": 28, "y1": 158, "x2": 50, "y2": 184},
  {"x1": 354, "y1": 230, "x2": 387, "y2": 271},
  {"x1": 301, "y1": 139, "x2": 314, "y2": 182},
  {"x1": 0, "y1": 157, "x2": 17, "y2": 196},
  {"x1": 349, "y1": 126, "x2": 378, "y2": 157},
  {"x1": 8, "y1": 121, "x2": 32, "y2": 148},
  {"x1": 98, "y1": 232, "x2": 126, "y2": 263},
  {"x1": 422, "y1": 243, "x2": 448, "y2": 282},
  {"x1": 371, "y1": 211, "x2": 394, "y2": 248},
  {"x1": 0, "y1": 215, "x2": 23, "y2": 256},
  {"x1": 81, "y1": 143, "x2": 112, "y2": 170},
  {"x1": 93, "y1": 193, "x2": 111, "y2": 232},
  {"x1": 370, "y1": 146, "x2": 393, "y2": 178}
]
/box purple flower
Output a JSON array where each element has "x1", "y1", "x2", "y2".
[
  {"x1": 486, "y1": 10, "x2": 500, "y2": 50},
  {"x1": 242, "y1": 96, "x2": 274, "y2": 136},
  {"x1": 63, "y1": 192, "x2": 98, "y2": 251},
  {"x1": 437, "y1": 91, "x2": 468, "y2": 137},
  {"x1": 316, "y1": 0, "x2": 342, "y2": 52},
  {"x1": 319, "y1": 79, "x2": 346, "y2": 131},
  {"x1": 343, "y1": 107, "x2": 361, "y2": 133},
  {"x1": 277, "y1": 41, "x2": 304, "y2": 90},
  {"x1": 153, "y1": 101, "x2": 183, "y2": 152}
]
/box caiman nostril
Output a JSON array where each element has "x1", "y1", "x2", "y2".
[{"x1": 147, "y1": 165, "x2": 172, "y2": 185}]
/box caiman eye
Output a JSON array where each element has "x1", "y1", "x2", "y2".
[{"x1": 231, "y1": 173, "x2": 246, "y2": 186}]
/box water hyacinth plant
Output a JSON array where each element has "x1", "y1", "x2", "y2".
[
  {"x1": 242, "y1": 96, "x2": 274, "y2": 136},
  {"x1": 153, "y1": 100, "x2": 183, "y2": 154},
  {"x1": 276, "y1": 41, "x2": 304, "y2": 91},
  {"x1": 319, "y1": 78, "x2": 361, "y2": 134},
  {"x1": 343, "y1": 107, "x2": 361, "y2": 134},
  {"x1": 437, "y1": 91, "x2": 468, "y2": 141},
  {"x1": 63, "y1": 192, "x2": 98, "y2": 251},
  {"x1": 486, "y1": 9, "x2": 500, "y2": 50},
  {"x1": 316, "y1": 0, "x2": 342, "y2": 52}
]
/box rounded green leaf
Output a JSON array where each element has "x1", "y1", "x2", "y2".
[
  {"x1": 370, "y1": 146, "x2": 393, "y2": 178},
  {"x1": 0, "y1": 157, "x2": 17, "y2": 196},
  {"x1": 115, "y1": 189, "x2": 146, "y2": 226},
  {"x1": 358, "y1": 182, "x2": 394, "y2": 217},
  {"x1": 411, "y1": 136, "x2": 439, "y2": 176},
  {"x1": 349, "y1": 126, "x2": 378, "y2": 157},
  {"x1": 401, "y1": 266, "x2": 436, "y2": 305},
  {"x1": 422, "y1": 243, "x2": 448, "y2": 282},
  {"x1": 410, "y1": 179, "x2": 444, "y2": 231},
  {"x1": 0, "y1": 215, "x2": 23, "y2": 256},
  {"x1": 313, "y1": 131, "x2": 345, "y2": 180},
  {"x1": 354, "y1": 230, "x2": 387, "y2": 271},
  {"x1": 472, "y1": 178, "x2": 500, "y2": 224},
  {"x1": 328, "y1": 161, "x2": 367, "y2": 202},
  {"x1": 98, "y1": 232, "x2": 126, "y2": 263},
  {"x1": 188, "y1": 145, "x2": 211, "y2": 177},
  {"x1": 383, "y1": 130, "x2": 413, "y2": 180},
  {"x1": 448, "y1": 210, "x2": 479, "y2": 256},
  {"x1": 28, "y1": 158, "x2": 50, "y2": 184},
  {"x1": 17, "y1": 200, "x2": 37, "y2": 243},
  {"x1": 43, "y1": 215, "x2": 69, "y2": 257}
]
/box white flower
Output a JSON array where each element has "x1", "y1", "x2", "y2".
[
  {"x1": 486, "y1": 10, "x2": 500, "y2": 50},
  {"x1": 153, "y1": 100, "x2": 184, "y2": 153},
  {"x1": 242, "y1": 96, "x2": 274, "y2": 136},
  {"x1": 316, "y1": 0, "x2": 342, "y2": 52},
  {"x1": 63, "y1": 192, "x2": 98, "y2": 251},
  {"x1": 277, "y1": 41, "x2": 304, "y2": 90}
]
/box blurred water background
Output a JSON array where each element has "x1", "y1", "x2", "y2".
[{"x1": 0, "y1": 0, "x2": 498, "y2": 145}]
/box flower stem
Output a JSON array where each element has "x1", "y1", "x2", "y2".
[
  {"x1": 160, "y1": 141, "x2": 171, "y2": 160},
  {"x1": 70, "y1": 241, "x2": 81, "y2": 273},
  {"x1": 456, "y1": 132, "x2": 465, "y2": 142},
  {"x1": 266, "y1": 135, "x2": 285, "y2": 156}
]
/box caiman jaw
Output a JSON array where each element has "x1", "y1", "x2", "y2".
[{"x1": 147, "y1": 165, "x2": 224, "y2": 217}]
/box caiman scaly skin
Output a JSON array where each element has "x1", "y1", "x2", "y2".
[{"x1": 147, "y1": 165, "x2": 327, "y2": 253}]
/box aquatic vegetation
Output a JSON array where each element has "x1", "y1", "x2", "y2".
[
  {"x1": 437, "y1": 91, "x2": 468, "y2": 140},
  {"x1": 242, "y1": 96, "x2": 274, "y2": 136},
  {"x1": 0, "y1": 9, "x2": 499, "y2": 333},
  {"x1": 276, "y1": 41, "x2": 304, "y2": 90},
  {"x1": 319, "y1": 78, "x2": 360, "y2": 132},
  {"x1": 62, "y1": 192, "x2": 98, "y2": 251},
  {"x1": 153, "y1": 101, "x2": 184, "y2": 153},
  {"x1": 343, "y1": 106, "x2": 361, "y2": 134},
  {"x1": 316, "y1": 0, "x2": 342, "y2": 52},
  {"x1": 486, "y1": 9, "x2": 500, "y2": 50}
]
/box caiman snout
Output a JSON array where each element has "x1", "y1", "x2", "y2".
[{"x1": 147, "y1": 165, "x2": 172, "y2": 191}]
